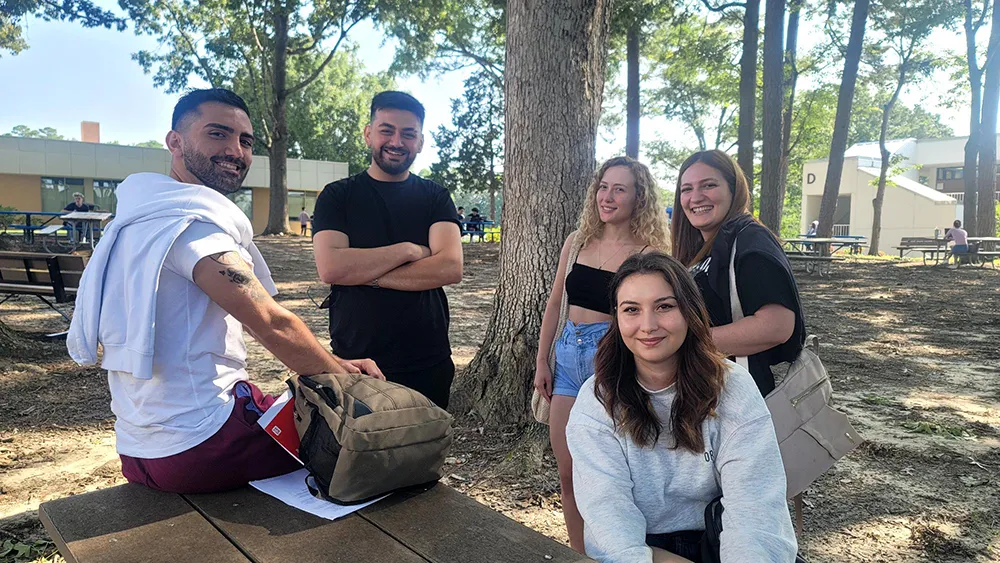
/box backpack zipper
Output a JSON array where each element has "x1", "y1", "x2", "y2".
[{"x1": 791, "y1": 377, "x2": 829, "y2": 407}]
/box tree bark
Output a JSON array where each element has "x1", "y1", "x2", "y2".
[
  {"x1": 738, "y1": 0, "x2": 761, "y2": 204},
  {"x1": 454, "y1": 0, "x2": 612, "y2": 425},
  {"x1": 963, "y1": 0, "x2": 985, "y2": 234},
  {"x1": 870, "y1": 66, "x2": 906, "y2": 256},
  {"x1": 264, "y1": 11, "x2": 292, "y2": 235},
  {"x1": 759, "y1": 0, "x2": 786, "y2": 233},
  {"x1": 818, "y1": 0, "x2": 870, "y2": 240},
  {"x1": 977, "y1": 0, "x2": 1000, "y2": 237},
  {"x1": 626, "y1": 21, "x2": 641, "y2": 159},
  {"x1": 778, "y1": 0, "x2": 802, "y2": 221}
]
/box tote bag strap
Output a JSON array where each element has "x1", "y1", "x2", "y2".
[{"x1": 727, "y1": 238, "x2": 749, "y2": 370}]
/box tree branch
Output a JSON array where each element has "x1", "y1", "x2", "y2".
[
  {"x1": 163, "y1": 3, "x2": 220, "y2": 87},
  {"x1": 286, "y1": 9, "x2": 372, "y2": 96},
  {"x1": 700, "y1": 0, "x2": 747, "y2": 12}
]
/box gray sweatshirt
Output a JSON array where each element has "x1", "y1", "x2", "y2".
[{"x1": 566, "y1": 362, "x2": 797, "y2": 563}]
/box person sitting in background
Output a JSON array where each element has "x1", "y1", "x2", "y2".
[
  {"x1": 805, "y1": 220, "x2": 818, "y2": 237},
  {"x1": 944, "y1": 219, "x2": 969, "y2": 268},
  {"x1": 63, "y1": 192, "x2": 96, "y2": 242},
  {"x1": 566, "y1": 252, "x2": 797, "y2": 563},
  {"x1": 467, "y1": 207, "x2": 485, "y2": 241}
]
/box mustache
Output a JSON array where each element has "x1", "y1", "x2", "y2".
[{"x1": 212, "y1": 156, "x2": 247, "y2": 170}]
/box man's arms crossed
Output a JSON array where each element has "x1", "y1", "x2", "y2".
[
  {"x1": 312, "y1": 221, "x2": 462, "y2": 292},
  {"x1": 193, "y1": 251, "x2": 383, "y2": 378}
]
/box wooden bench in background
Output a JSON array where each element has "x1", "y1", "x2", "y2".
[
  {"x1": 40, "y1": 482, "x2": 591, "y2": 563},
  {"x1": 784, "y1": 254, "x2": 845, "y2": 277},
  {"x1": 0, "y1": 251, "x2": 86, "y2": 323}
]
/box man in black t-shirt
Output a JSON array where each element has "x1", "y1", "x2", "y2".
[
  {"x1": 63, "y1": 192, "x2": 96, "y2": 242},
  {"x1": 311, "y1": 91, "x2": 463, "y2": 409}
]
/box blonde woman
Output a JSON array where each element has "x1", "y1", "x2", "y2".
[{"x1": 534, "y1": 156, "x2": 669, "y2": 552}]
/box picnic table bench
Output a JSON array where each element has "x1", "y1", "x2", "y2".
[
  {"x1": 40, "y1": 482, "x2": 591, "y2": 563},
  {"x1": 0, "y1": 251, "x2": 86, "y2": 323}
]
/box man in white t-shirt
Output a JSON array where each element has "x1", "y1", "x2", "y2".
[
  {"x1": 299, "y1": 207, "x2": 311, "y2": 236},
  {"x1": 68, "y1": 88, "x2": 382, "y2": 494}
]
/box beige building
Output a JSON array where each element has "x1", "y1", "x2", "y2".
[
  {"x1": 0, "y1": 124, "x2": 349, "y2": 234},
  {"x1": 801, "y1": 136, "x2": 1000, "y2": 254}
]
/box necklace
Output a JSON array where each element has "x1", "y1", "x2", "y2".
[{"x1": 598, "y1": 239, "x2": 629, "y2": 269}]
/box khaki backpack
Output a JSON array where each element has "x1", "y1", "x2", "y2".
[{"x1": 288, "y1": 372, "x2": 454, "y2": 505}]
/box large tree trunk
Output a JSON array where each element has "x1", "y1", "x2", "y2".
[
  {"x1": 625, "y1": 21, "x2": 641, "y2": 159},
  {"x1": 454, "y1": 0, "x2": 612, "y2": 425},
  {"x1": 870, "y1": 69, "x2": 906, "y2": 255},
  {"x1": 963, "y1": 0, "x2": 985, "y2": 233},
  {"x1": 778, "y1": 0, "x2": 802, "y2": 219},
  {"x1": 738, "y1": 0, "x2": 761, "y2": 205},
  {"x1": 818, "y1": 0, "x2": 870, "y2": 240},
  {"x1": 977, "y1": 0, "x2": 1000, "y2": 237},
  {"x1": 759, "y1": 0, "x2": 786, "y2": 233},
  {"x1": 264, "y1": 11, "x2": 292, "y2": 235}
]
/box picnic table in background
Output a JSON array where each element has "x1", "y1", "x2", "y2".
[
  {"x1": 461, "y1": 220, "x2": 497, "y2": 242},
  {"x1": 968, "y1": 237, "x2": 1000, "y2": 268},
  {"x1": 784, "y1": 237, "x2": 867, "y2": 255},
  {"x1": 0, "y1": 211, "x2": 65, "y2": 244},
  {"x1": 59, "y1": 211, "x2": 114, "y2": 251},
  {"x1": 894, "y1": 237, "x2": 949, "y2": 265}
]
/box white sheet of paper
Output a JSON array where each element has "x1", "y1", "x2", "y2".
[{"x1": 250, "y1": 468, "x2": 388, "y2": 521}]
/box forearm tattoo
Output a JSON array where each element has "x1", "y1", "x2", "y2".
[{"x1": 209, "y1": 252, "x2": 267, "y2": 300}]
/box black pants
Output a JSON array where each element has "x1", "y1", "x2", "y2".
[
  {"x1": 384, "y1": 357, "x2": 455, "y2": 410},
  {"x1": 647, "y1": 530, "x2": 705, "y2": 563}
]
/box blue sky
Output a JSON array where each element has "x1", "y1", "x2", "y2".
[{"x1": 0, "y1": 7, "x2": 969, "y2": 181}]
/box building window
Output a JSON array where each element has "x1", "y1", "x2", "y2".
[
  {"x1": 287, "y1": 191, "x2": 317, "y2": 219},
  {"x1": 936, "y1": 167, "x2": 963, "y2": 181},
  {"x1": 40, "y1": 177, "x2": 85, "y2": 212},
  {"x1": 93, "y1": 179, "x2": 121, "y2": 213},
  {"x1": 227, "y1": 188, "x2": 253, "y2": 219}
]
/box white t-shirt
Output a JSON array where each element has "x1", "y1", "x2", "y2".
[
  {"x1": 299, "y1": 210, "x2": 310, "y2": 224},
  {"x1": 108, "y1": 221, "x2": 273, "y2": 458}
]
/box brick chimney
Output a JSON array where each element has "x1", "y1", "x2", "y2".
[{"x1": 81, "y1": 121, "x2": 100, "y2": 143}]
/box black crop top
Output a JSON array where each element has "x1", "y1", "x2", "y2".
[{"x1": 565, "y1": 262, "x2": 616, "y2": 314}]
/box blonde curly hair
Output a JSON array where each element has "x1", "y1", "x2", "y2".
[{"x1": 577, "y1": 156, "x2": 670, "y2": 250}]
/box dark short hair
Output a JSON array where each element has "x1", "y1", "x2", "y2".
[
  {"x1": 457, "y1": 206, "x2": 465, "y2": 210},
  {"x1": 370, "y1": 91, "x2": 425, "y2": 125},
  {"x1": 954, "y1": 220, "x2": 962, "y2": 228},
  {"x1": 172, "y1": 88, "x2": 251, "y2": 131},
  {"x1": 471, "y1": 207, "x2": 479, "y2": 213}
]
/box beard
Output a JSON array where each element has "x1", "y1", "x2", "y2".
[
  {"x1": 371, "y1": 145, "x2": 416, "y2": 177},
  {"x1": 182, "y1": 145, "x2": 248, "y2": 195}
]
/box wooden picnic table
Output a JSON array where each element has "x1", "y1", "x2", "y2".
[
  {"x1": 40, "y1": 482, "x2": 591, "y2": 563},
  {"x1": 783, "y1": 237, "x2": 867, "y2": 255}
]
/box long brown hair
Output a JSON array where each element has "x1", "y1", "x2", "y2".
[
  {"x1": 593, "y1": 252, "x2": 727, "y2": 452},
  {"x1": 671, "y1": 150, "x2": 754, "y2": 266},
  {"x1": 577, "y1": 156, "x2": 670, "y2": 250}
]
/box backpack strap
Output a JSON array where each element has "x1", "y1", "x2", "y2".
[{"x1": 727, "y1": 237, "x2": 749, "y2": 371}]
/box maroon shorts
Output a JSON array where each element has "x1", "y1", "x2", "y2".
[{"x1": 119, "y1": 381, "x2": 302, "y2": 494}]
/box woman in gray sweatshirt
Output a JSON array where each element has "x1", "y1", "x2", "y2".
[{"x1": 566, "y1": 252, "x2": 797, "y2": 563}]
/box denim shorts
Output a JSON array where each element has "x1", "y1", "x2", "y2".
[{"x1": 552, "y1": 320, "x2": 610, "y2": 398}]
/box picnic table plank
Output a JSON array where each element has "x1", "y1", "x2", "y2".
[
  {"x1": 359, "y1": 484, "x2": 593, "y2": 563},
  {"x1": 39, "y1": 484, "x2": 250, "y2": 563},
  {"x1": 183, "y1": 487, "x2": 429, "y2": 563}
]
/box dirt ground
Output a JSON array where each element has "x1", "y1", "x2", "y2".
[{"x1": 0, "y1": 236, "x2": 998, "y2": 562}]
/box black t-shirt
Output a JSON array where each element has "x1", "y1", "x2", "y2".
[
  {"x1": 63, "y1": 202, "x2": 94, "y2": 212},
  {"x1": 467, "y1": 212, "x2": 483, "y2": 231},
  {"x1": 311, "y1": 171, "x2": 460, "y2": 372},
  {"x1": 691, "y1": 218, "x2": 806, "y2": 396}
]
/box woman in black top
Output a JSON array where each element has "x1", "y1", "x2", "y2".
[
  {"x1": 672, "y1": 149, "x2": 805, "y2": 396},
  {"x1": 534, "y1": 156, "x2": 669, "y2": 552}
]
